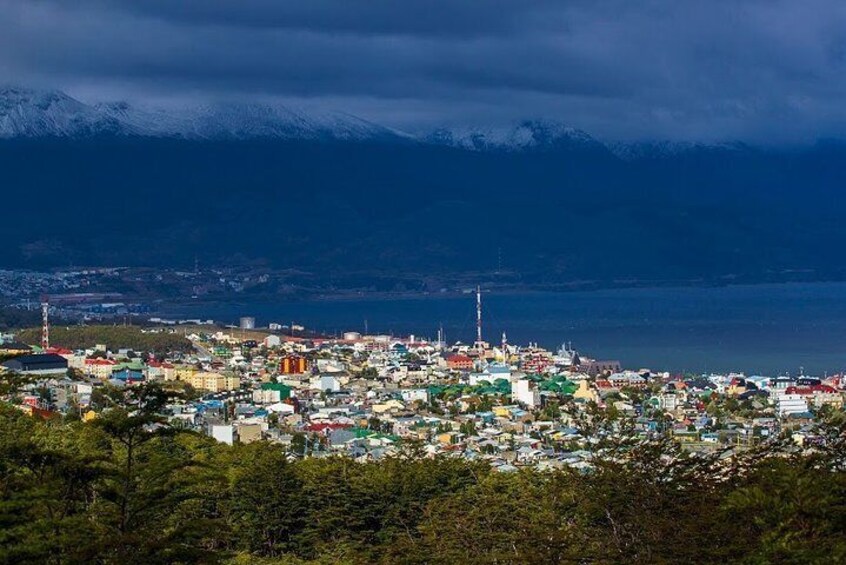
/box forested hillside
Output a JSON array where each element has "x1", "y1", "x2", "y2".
[{"x1": 2, "y1": 137, "x2": 846, "y2": 284}]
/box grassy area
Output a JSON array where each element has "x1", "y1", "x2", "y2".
[{"x1": 15, "y1": 325, "x2": 193, "y2": 355}]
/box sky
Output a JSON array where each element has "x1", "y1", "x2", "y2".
[{"x1": 3, "y1": 0, "x2": 846, "y2": 142}]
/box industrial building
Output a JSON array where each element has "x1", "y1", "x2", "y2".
[{"x1": 1, "y1": 353, "x2": 68, "y2": 375}]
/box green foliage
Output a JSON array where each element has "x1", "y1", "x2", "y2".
[
  {"x1": 1, "y1": 399, "x2": 846, "y2": 564},
  {"x1": 16, "y1": 325, "x2": 193, "y2": 356},
  {"x1": 0, "y1": 371, "x2": 36, "y2": 398}
]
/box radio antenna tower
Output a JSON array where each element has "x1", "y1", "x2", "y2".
[
  {"x1": 41, "y1": 296, "x2": 50, "y2": 350},
  {"x1": 476, "y1": 285, "x2": 483, "y2": 347}
]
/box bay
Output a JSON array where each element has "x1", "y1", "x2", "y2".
[{"x1": 166, "y1": 282, "x2": 846, "y2": 375}]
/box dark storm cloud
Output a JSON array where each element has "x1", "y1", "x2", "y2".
[
  {"x1": 3, "y1": 0, "x2": 846, "y2": 141},
  {"x1": 46, "y1": 0, "x2": 539, "y2": 37}
]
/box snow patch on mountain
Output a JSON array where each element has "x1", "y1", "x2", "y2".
[
  {"x1": 0, "y1": 87, "x2": 405, "y2": 142},
  {"x1": 2, "y1": 87, "x2": 749, "y2": 156},
  {"x1": 0, "y1": 87, "x2": 127, "y2": 138},
  {"x1": 424, "y1": 120, "x2": 601, "y2": 152}
]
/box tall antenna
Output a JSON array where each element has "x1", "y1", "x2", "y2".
[
  {"x1": 41, "y1": 296, "x2": 50, "y2": 350},
  {"x1": 501, "y1": 331, "x2": 507, "y2": 357},
  {"x1": 476, "y1": 285, "x2": 483, "y2": 347}
]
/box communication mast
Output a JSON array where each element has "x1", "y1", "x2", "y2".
[
  {"x1": 476, "y1": 286, "x2": 482, "y2": 343},
  {"x1": 41, "y1": 296, "x2": 50, "y2": 350},
  {"x1": 475, "y1": 285, "x2": 484, "y2": 358}
]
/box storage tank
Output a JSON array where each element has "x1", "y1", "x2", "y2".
[{"x1": 239, "y1": 317, "x2": 256, "y2": 330}]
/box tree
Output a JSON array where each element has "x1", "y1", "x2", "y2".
[
  {"x1": 0, "y1": 405, "x2": 105, "y2": 563},
  {"x1": 0, "y1": 371, "x2": 35, "y2": 398},
  {"x1": 229, "y1": 443, "x2": 303, "y2": 557},
  {"x1": 89, "y1": 384, "x2": 218, "y2": 563},
  {"x1": 459, "y1": 420, "x2": 477, "y2": 436}
]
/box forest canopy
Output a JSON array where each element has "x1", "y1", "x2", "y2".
[{"x1": 1, "y1": 383, "x2": 845, "y2": 564}]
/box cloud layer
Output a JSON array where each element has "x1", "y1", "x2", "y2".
[{"x1": 3, "y1": 0, "x2": 846, "y2": 142}]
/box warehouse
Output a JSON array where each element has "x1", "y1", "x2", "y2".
[{"x1": 1, "y1": 353, "x2": 68, "y2": 375}]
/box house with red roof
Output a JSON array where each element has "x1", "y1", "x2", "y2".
[{"x1": 84, "y1": 358, "x2": 117, "y2": 380}]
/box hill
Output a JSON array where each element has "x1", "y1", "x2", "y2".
[
  {"x1": 15, "y1": 325, "x2": 193, "y2": 355},
  {"x1": 1, "y1": 88, "x2": 846, "y2": 286}
]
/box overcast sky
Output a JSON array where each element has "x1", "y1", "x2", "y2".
[{"x1": 3, "y1": 0, "x2": 846, "y2": 142}]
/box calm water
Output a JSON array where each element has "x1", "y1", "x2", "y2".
[{"x1": 167, "y1": 283, "x2": 846, "y2": 375}]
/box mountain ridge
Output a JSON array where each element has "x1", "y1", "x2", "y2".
[
  {"x1": 0, "y1": 86, "x2": 752, "y2": 156},
  {"x1": 0, "y1": 87, "x2": 407, "y2": 143},
  {"x1": 2, "y1": 87, "x2": 845, "y2": 285}
]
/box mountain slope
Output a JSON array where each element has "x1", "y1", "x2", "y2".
[
  {"x1": 424, "y1": 120, "x2": 603, "y2": 152},
  {"x1": 0, "y1": 134, "x2": 844, "y2": 286},
  {"x1": 0, "y1": 87, "x2": 128, "y2": 138},
  {"x1": 2, "y1": 88, "x2": 845, "y2": 286},
  {"x1": 0, "y1": 88, "x2": 610, "y2": 152},
  {"x1": 0, "y1": 87, "x2": 406, "y2": 142}
]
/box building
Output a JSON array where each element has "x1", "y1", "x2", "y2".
[
  {"x1": 210, "y1": 424, "x2": 235, "y2": 445},
  {"x1": 777, "y1": 393, "x2": 809, "y2": 416},
  {"x1": 84, "y1": 358, "x2": 117, "y2": 380},
  {"x1": 521, "y1": 352, "x2": 553, "y2": 374},
  {"x1": 187, "y1": 371, "x2": 241, "y2": 393},
  {"x1": 1, "y1": 353, "x2": 68, "y2": 375},
  {"x1": 263, "y1": 335, "x2": 282, "y2": 348},
  {"x1": 446, "y1": 354, "x2": 474, "y2": 371},
  {"x1": 512, "y1": 378, "x2": 540, "y2": 408},
  {"x1": 314, "y1": 374, "x2": 341, "y2": 393},
  {"x1": 236, "y1": 423, "x2": 264, "y2": 443},
  {"x1": 253, "y1": 382, "x2": 292, "y2": 403},
  {"x1": 0, "y1": 341, "x2": 33, "y2": 358},
  {"x1": 113, "y1": 368, "x2": 144, "y2": 384},
  {"x1": 572, "y1": 380, "x2": 599, "y2": 403},
  {"x1": 585, "y1": 360, "x2": 622, "y2": 377},
  {"x1": 281, "y1": 355, "x2": 308, "y2": 374},
  {"x1": 608, "y1": 371, "x2": 648, "y2": 389}
]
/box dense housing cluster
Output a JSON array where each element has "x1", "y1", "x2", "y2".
[{"x1": 2, "y1": 321, "x2": 844, "y2": 468}]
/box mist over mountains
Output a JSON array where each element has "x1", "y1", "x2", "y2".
[{"x1": 1, "y1": 87, "x2": 845, "y2": 287}]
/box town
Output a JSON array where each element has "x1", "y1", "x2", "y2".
[{"x1": 2, "y1": 288, "x2": 840, "y2": 470}]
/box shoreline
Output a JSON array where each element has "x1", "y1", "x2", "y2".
[{"x1": 152, "y1": 278, "x2": 846, "y2": 311}]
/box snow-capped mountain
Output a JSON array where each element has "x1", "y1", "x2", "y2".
[
  {"x1": 0, "y1": 88, "x2": 604, "y2": 151},
  {"x1": 3, "y1": 87, "x2": 746, "y2": 158},
  {"x1": 0, "y1": 87, "x2": 127, "y2": 138},
  {"x1": 0, "y1": 87, "x2": 404, "y2": 142},
  {"x1": 96, "y1": 100, "x2": 407, "y2": 141},
  {"x1": 423, "y1": 120, "x2": 603, "y2": 152}
]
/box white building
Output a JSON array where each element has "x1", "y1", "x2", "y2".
[
  {"x1": 263, "y1": 335, "x2": 281, "y2": 348},
  {"x1": 400, "y1": 388, "x2": 429, "y2": 403},
  {"x1": 777, "y1": 393, "x2": 808, "y2": 416},
  {"x1": 511, "y1": 379, "x2": 540, "y2": 408},
  {"x1": 210, "y1": 424, "x2": 235, "y2": 445},
  {"x1": 312, "y1": 375, "x2": 341, "y2": 393}
]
